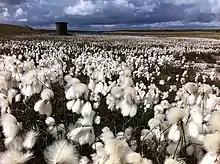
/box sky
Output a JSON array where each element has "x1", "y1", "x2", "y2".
[{"x1": 1, "y1": 0, "x2": 220, "y2": 30}]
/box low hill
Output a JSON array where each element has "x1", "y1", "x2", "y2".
[{"x1": 0, "y1": 23, "x2": 39, "y2": 36}]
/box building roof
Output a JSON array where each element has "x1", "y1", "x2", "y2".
[{"x1": 56, "y1": 22, "x2": 68, "y2": 24}]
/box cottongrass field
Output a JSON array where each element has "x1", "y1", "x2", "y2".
[{"x1": 1, "y1": 35, "x2": 220, "y2": 164}]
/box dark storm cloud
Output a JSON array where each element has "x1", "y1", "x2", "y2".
[
  {"x1": 1, "y1": 0, "x2": 220, "y2": 29},
  {"x1": 0, "y1": 0, "x2": 25, "y2": 5}
]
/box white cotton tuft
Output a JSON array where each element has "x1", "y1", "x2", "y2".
[
  {"x1": 44, "y1": 140, "x2": 79, "y2": 164},
  {"x1": 120, "y1": 99, "x2": 130, "y2": 117},
  {"x1": 66, "y1": 86, "x2": 76, "y2": 100},
  {"x1": 93, "y1": 101, "x2": 99, "y2": 109},
  {"x1": 79, "y1": 156, "x2": 90, "y2": 164},
  {"x1": 111, "y1": 85, "x2": 124, "y2": 98},
  {"x1": 41, "y1": 88, "x2": 54, "y2": 100},
  {"x1": 196, "y1": 95, "x2": 203, "y2": 105},
  {"x1": 188, "y1": 121, "x2": 199, "y2": 138},
  {"x1": 67, "y1": 100, "x2": 75, "y2": 111},
  {"x1": 203, "y1": 132, "x2": 220, "y2": 154},
  {"x1": 211, "y1": 111, "x2": 220, "y2": 131},
  {"x1": 78, "y1": 128, "x2": 95, "y2": 145},
  {"x1": 64, "y1": 76, "x2": 80, "y2": 87},
  {"x1": 45, "y1": 117, "x2": 55, "y2": 126},
  {"x1": 166, "y1": 107, "x2": 186, "y2": 124},
  {"x1": 15, "y1": 94, "x2": 21, "y2": 102},
  {"x1": 47, "y1": 124, "x2": 65, "y2": 137},
  {"x1": 148, "y1": 118, "x2": 161, "y2": 130},
  {"x1": 67, "y1": 127, "x2": 95, "y2": 145},
  {"x1": 168, "y1": 124, "x2": 180, "y2": 142},
  {"x1": 0, "y1": 98, "x2": 10, "y2": 114},
  {"x1": 78, "y1": 112, "x2": 95, "y2": 126},
  {"x1": 88, "y1": 79, "x2": 96, "y2": 91},
  {"x1": 154, "y1": 104, "x2": 165, "y2": 113},
  {"x1": 92, "y1": 142, "x2": 106, "y2": 157},
  {"x1": 198, "y1": 84, "x2": 213, "y2": 95},
  {"x1": 122, "y1": 77, "x2": 134, "y2": 88},
  {"x1": 34, "y1": 99, "x2": 52, "y2": 116},
  {"x1": 21, "y1": 85, "x2": 33, "y2": 97},
  {"x1": 124, "y1": 127, "x2": 133, "y2": 140},
  {"x1": 164, "y1": 157, "x2": 186, "y2": 164},
  {"x1": 34, "y1": 100, "x2": 44, "y2": 113},
  {"x1": 64, "y1": 74, "x2": 73, "y2": 83},
  {"x1": 187, "y1": 94, "x2": 196, "y2": 105},
  {"x1": 206, "y1": 94, "x2": 217, "y2": 111},
  {"x1": 1, "y1": 114, "x2": 19, "y2": 143},
  {"x1": 81, "y1": 101, "x2": 93, "y2": 117},
  {"x1": 70, "y1": 83, "x2": 89, "y2": 99},
  {"x1": 199, "y1": 152, "x2": 218, "y2": 164},
  {"x1": 0, "y1": 148, "x2": 33, "y2": 164},
  {"x1": 120, "y1": 99, "x2": 137, "y2": 117},
  {"x1": 7, "y1": 89, "x2": 18, "y2": 104},
  {"x1": 184, "y1": 82, "x2": 198, "y2": 94},
  {"x1": 116, "y1": 132, "x2": 124, "y2": 140},
  {"x1": 0, "y1": 93, "x2": 8, "y2": 100},
  {"x1": 0, "y1": 71, "x2": 11, "y2": 82},
  {"x1": 71, "y1": 99, "x2": 82, "y2": 114},
  {"x1": 1, "y1": 113, "x2": 17, "y2": 125},
  {"x1": 4, "y1": 125, "x2": 20, "y2": 144},
  {"x1": 105, "y1": 156, "x2": 121, "y2": 164},
  {"x1": 191, "y1": 107, "x2": 203, "y2": 126},
  {"x1": 4, "y1": 135, "x2": 23, "y2": 151},
  {"x1": 4, "y1": 137, "x2": 16, "y2": 146},
  {"x1": 105, "y1": 139, "x2": 127, "y2": 158},
  {"x1": 159, "y1": 80, "x2": 165, "y2": 85},
  {"x1": 142, "y1": 158, "x2": 153, "y2": 164},
  {"x1": 94, "y1": 115, "x2": 101, "y2": 125},
  {"x1": 0, "y1": 77, "x2": 10, "y2": 90},
  {"x1": 197, "y1": 134, "x2": 205, "y2": 143},
  {"x1": 100, "y1": 127, "x2": 114, "y2": 142},
  {"x1": 92, "y1": 142, "x2": 104, "y2": 150},
  {"x1": 94, "y1": 82, "x2": 104, "y2": 94},
  {"x1": 130, "y1": 104, "x2": 137, "y2": 117},
  {"x1": 23, "y1": 130, "x2": 38, "y2": 149},
  {"x1": 124, "y1": 152, "x2": 142, "y2": 163}
]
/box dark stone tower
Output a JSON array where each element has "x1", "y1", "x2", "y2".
[{"x1": 56, "y1": 22, "x2": 68, "y2": 35}]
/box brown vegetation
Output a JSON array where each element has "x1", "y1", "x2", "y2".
[
  {"x1": 104, "y1": 29, "x2": 220, "y2": 38},
  {"x1": 1, "y1": 23, "x2": 220, "y2": 39},
  {"x1": 0, "y1": 23, "x2": 40, "y2": 36}
]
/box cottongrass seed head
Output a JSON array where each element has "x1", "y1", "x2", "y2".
[
  {"x1": 167, "y1": 107, "x2": 186, "y2": 124},
  {"x1": 0, "y1": 148, "x2": 33, "y2": 164},
  {"x1": 164, "y1": 157, "x2": 186, "y2": 164},
  {"x1": 105, "y1": 139, "x2": 127, "y2": 158},
  {"x1": 203, "y1": 132, "x2": 220, "y2": 154},
  {"x1": 23, "y1": 130, "x2": 39, "y2": 149},
  {"x1": 44, "y1": 139, "x2": 79, "y2": 164},
  {"x1": 211, "y1": 111, "x2": 220, "y2": 131}
]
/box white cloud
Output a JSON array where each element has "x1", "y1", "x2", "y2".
[
  {"x1": 2, "y1": 8, "x2": 9, "y2": 17},
  {"x1": 164, "y1": 0, "x2": 201, "y2": 5},
  {"x1": 0, "y1": 8, "x2": 9, "y2": 22},
  {"x1": 18, "y1": 18, "x2": 27, "y2": 22},
  {"x1": 65, "y1": 0, "x2": 100, "y2": 16},
  {"x1": 90, "y1": 24, "x2": 116, "y2": 28},
  {"x1": 165, "y1": 0, "x2": 220, "y2": 14},
  {"x1": 113, "y1": 0, "x2": 135, "y2": 9},
  {"x1": 15, "y1": 8, "x2": 26, "y2": 17},
  {"x1": 1, "y1": 0, "x2": 220, "y2": 29}
]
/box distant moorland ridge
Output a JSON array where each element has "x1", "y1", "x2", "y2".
[{"x1": 1, "y1": 23, "x2": 220, "y2": 38}]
